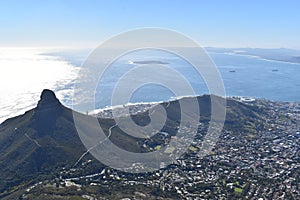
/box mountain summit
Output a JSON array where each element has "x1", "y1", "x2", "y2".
[
  {"x1": 37, "y1": 89, "x2": 61, "y2": 109},
  {"x1": 33, "y1": 89, "x2": 64, "y2": 132}
]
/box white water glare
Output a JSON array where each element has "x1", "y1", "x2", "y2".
[{"x1": 0, "y1": 47, "x2": 79, "y2": 123}]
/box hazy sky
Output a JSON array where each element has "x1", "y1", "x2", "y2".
[{"x1": 1, "y1": 0, "x2": 299, "y2": 48}]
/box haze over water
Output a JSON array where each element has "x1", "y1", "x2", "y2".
[
  {"x1": 1, "y1": 47, "x2": 300, "y2": 123},
  {"x1": 0, "y1": 48, "x2": 78, "y2": 123}
]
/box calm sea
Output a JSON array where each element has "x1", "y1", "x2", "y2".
[{"x1": 90, "y1": 49, "x2": 300, "y2": 110}]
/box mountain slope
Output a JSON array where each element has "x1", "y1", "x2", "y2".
[
  {"x1": 0, "y1": 90, "x2": 263, "y2": 198},
  {"x1": 0, "y1": 90, "x2": 89, "y2": 193}
]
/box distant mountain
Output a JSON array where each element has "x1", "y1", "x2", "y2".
[{"x1": 0, "y1": 89, "x2": 263, "y2": 199}]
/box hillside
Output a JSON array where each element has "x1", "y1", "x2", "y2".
[{"x1": 0, "y1": 89, "x2": 288, "y2": 199}]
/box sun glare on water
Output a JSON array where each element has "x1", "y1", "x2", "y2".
[{"x1": 0, "y1": 47, "x2": 79, "y2": 123}]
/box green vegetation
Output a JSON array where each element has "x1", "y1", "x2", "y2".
[
  {"x1": 154, "y1": 145, "x2": 162, "y2": 150},
  {"x1": 234, "y1": 187, "x2": 243, "y2": 194},
  {"x1": 188, "y1": 146, "x2": 198, "y2": 152}
]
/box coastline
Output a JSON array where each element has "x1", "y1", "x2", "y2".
[
  {"x1": 89, "y1": 94, "x2": 300, "y2": 119},
  {"x1": 206, "y1": 48, "x2": 300, "y2": 65}
]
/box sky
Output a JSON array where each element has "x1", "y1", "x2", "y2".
[{"x1": 0, "y1": 0, "x2": 300, "y2": 49}]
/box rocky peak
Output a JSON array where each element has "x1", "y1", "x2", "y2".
[
  {"x1": 36, "y1": 89, "x2": 61, "y2": 110},
  {"x1": 33, "y1": 89, "x2": 63, "y2": 132}
]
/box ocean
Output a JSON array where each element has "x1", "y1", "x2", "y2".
[
  {"x1": 211, "y1": 52, "x2": 300, "y2": 102},
  {"x1": 91, "y1": 48, "x2": 300, "y2": 109},
  {"x1": 0, "y1": 47, "x2": 299, "y2": 123},
  {"x1": 0, "y1": 48, "x2": 79, "y2": 123}
]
